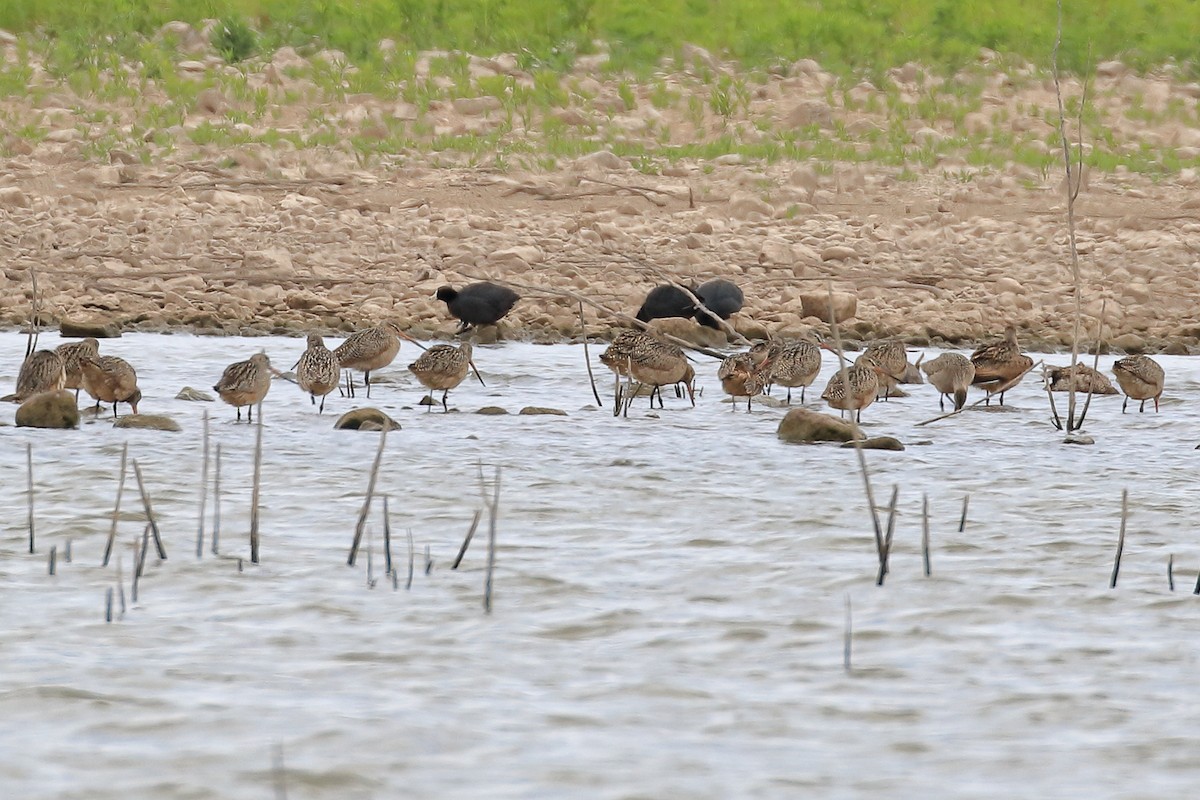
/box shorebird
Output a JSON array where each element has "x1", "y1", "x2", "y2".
[
  {"x1": 863, "y1": 339, "x2": 909, "y2": 399},
  {"x1": 717, "y1": 341, "x2": 774, "y2": 412},
  {"x1": 334, "y1": 321, "x2": 415, "y2": 398},
  {"x1": 635, "y1": 284, "x2": 696, "y2": 323},
  {"x1": 295, "y1": 333, "x2": 339, "y2": 413},
  {"x1": 1112, "y1": 355, "x2": 1165, "y2": 413},
  {"x1": 213, "y1": 352, "x2": 272, "y2": 422},
  {"x1": 408, "y1": 342, "x2": 481, "y2": 412},
  {"x1": 1046, "y1": 363, "x2": 1118, "y2": 395},
  {"x1": 13, "y1": 350, "x2": 66, "y2": 402},
  {"x1": 921, "y1": 352, "x2": 975, "y2": 411},
  {"x1": 970, "y1": 324, "x2": 1033, "y2": 405},
  {"x1": 80, "y1": 355, "x2": 141, "y2": 418},
  {"x1": 625, "y1": 337, "x2": 695, "y2": 412},
  {"x1": 768, "y1": 339, "x2": 822, "y2": 404},
  {"x1": 694, "y1": 279, "x2": 744, "y2": 329},
  {"x1": 55, "y1": 337, "x2": 100, "y2": 400},
  {"x1": 436, "y1": 282, "x2": 520, "y2": 332},
  {"x1": 821, "y1": 355, "x2": 886, "y2": 423}
]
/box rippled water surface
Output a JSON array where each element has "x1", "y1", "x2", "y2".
[{"x1": 1, "y1": 331, "x2": 1198, "y2": 799}]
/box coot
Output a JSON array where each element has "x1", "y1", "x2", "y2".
[
  {"x1": 694, "y1": 279, "x2": 744, "y2": 328},
  {"x1": 436, "y1": 282, "x2": 521, "y2": 332}
]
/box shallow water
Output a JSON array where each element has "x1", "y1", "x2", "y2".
[{"x1": 1, "y1": 331, "x2": 1197, "y2": 799}]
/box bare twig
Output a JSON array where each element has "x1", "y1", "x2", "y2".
[
  {"x1": 579, "y1": 301, "x2": 603, "y2": 406},
  {"x1": 405, "y1": 527, "x2": 414, "y2": 590},
  {"x1": 1075, "y1": 300, "x2": 1108, "y2": 429},
  {"x1": 26, "y1": 443, "x2": 34, "y2": 554},
  {"x1": 131, "y1": 460, "x2": 167, "y2": 560},
  {"x1": 1168, "y1": 554, "x2": 1175, "y2": 592},
  {"x1": 212, "y1": 442, "x2": 222, "y2": 555},
  {"x1": 382, "y1": 495, "x2": 393, "y2": 577},
  {"x1": 921, "y1": 493, "x2": 931, "y2": 577},
  {"x1": 451, "y1": 510, "x2": 483, "y2": 570},
  {"x1": 843, "y1": 594, "x2": 852, "y2": 673},
  {"x1": 48, "y1": 545, "x2": 56, "y2": 576},
  {"x1": 347, "y1": 429, "x2": 387, "y2": 566},
  {"x1": 958, "y1": 494, "x2": 970, "y2": 533},
  {"x1": 196, "y1": 410, "x2": 209, "y2": 558},
  {"x1": 876, "y1": 485, "x2": 899, "y2": 586},
  {"x1": 484, "y1": 466, "x2": 500, "y2": 614},
  {"x1": 1110, "y1": 489, "x2": 1128, "y2": 589},
  {"x1": 249, "y1": 402, "x2": 263, "y2": 564}
]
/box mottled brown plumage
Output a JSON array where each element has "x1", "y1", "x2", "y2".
[
  {"x1": 408, "y1": 342, "x2": 474, "y2": 411},
  {"x1": 1112, "y1": 355, "x2": 1165, "y2": 413},
  {"x1": 821, "y1": 355, "x2": 884, "y2": 422},
  {"x1": 81, "y1": 355, "x2": 141, "y2": 418},
  {"x1": 627, "y1": 337, "x2": 694, "y2": 410},
  {"x1": 922, "y1": 352, "x2": 975, "y2": 411},
  {"x1": 863, "y1": 339, "x2": 909, "y2": 399},
  {"x1": 214, "y1": 352, "x2": 272, "y2": 422},
  {"x1": 334, "y1": 321, "x2": 413, "y2": 398},
  {"x1": 55, "y1": 337, "x2": 100, "y2": 398},
  {"x1": 599, "y1": 330, "x2": 656, "y2": 378},
  {"x1": 970, "y1": 325, "x2": 1033, "y2": 404},
  {"x1": 1047, "y1": 363, "x2": 1118, "y2": 396},
  {"x1": 13, "y1": 350, "x2": 66, "y2": 402},
  {"x1": 296, "y1": 333, "x2": 339, "y2": 413},
  {"x1": 717, "y1": 342, "x2": 774, "y2": 412},
  {"x1": 768, "y1": 339, "x2": 822, "y2": 404}
]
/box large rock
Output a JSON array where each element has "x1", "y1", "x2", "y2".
[
  {"x1": 60, "y1": 319, "x2": 121, "y2": 338},
  {"x1": 777, "y1": 408, "x2": 858, "y2": 443},
  {"x1": 334, "y1": 408, "x2": 400, "y2": 431},
  {"x1": 799, "y1": 291, "x2": 857, "y2": 324},
  {"x1": 114, "y1": 414, "x2": 181, "y2": 432},
  {"x1": 519, "y1": 406, "x2": 568, "y2": 416},
  {"x1": 647, "y1": 317, "x2": 728, "y2": 348},
  {"x1": 176, "y1": 387, "x2": 215, "y2": 401},
  {"x1": 15, "y1": 391, "x2": 79, "y2": 429}
]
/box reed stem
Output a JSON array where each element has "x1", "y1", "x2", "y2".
[
  {"x1": 213, "y1": 443, "x2": 222, "y2": 555},
  {"x1": 1109, "y1": 489, "x2": 1128, "y2": 589},
  {"x1": 843, "y1": 594, "x2": 852, "y2": 673},
  {"x1": 250, "y1": 402, "x2": 263, "y2": 564},
  {"x1": 347, "y1": 429, "x2": 387, "y2": 566},
  {"x1": 921, "y1": 493, "x2": 931, "y2": 577},
  {"x1": 451, "y1": 510, "x2": 482, "y2": 570},
  {"x1": 132, "y1": 459, "x2": 167, "y2": 560},
  {"x1": 103, "y1": 443, "x2": 128, "y2": 567},
  {"x1": 26, "y1": 442, "x2": 34, "y2": 554},
  {"x1": 196, "y1": 409, "x2": 209, "y2": 558},
  {"x1": 958, "y1": 494, "x2": 970, "y2": 533},
  {"x1": 484, "y1": 466, "x2": 500, "y2": 614}
]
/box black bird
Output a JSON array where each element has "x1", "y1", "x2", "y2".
[
  {"x1": 436, "y1": 282, "x2": 521, "y2": 332},
  {"x1": 694, "y1": 279, "x2": 743, "y2": 329},
  {"x1": 635, "y1": 284, "x2": 696, "y2": 323}
]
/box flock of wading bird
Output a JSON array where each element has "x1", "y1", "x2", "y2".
[{"x1": 6, "y1": 278, "x2": 1168, "y2": 423}]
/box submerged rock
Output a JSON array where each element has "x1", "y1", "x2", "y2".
[
  {"x1": 15, "y1": 390, "x2": 79, "y2": 429},
  {"x1": 777, "y1": 408, "x2": 858, "y2": 443},
  {"x1": 334, "y1": 407, "x2": 400, "y2": 431},
  {"x1": 476, "y1": 406, "x2": 509, "y2": 415},
  {"x1": 519, "y1": 406, "x2": 568, "y2": 416},
  {"x1": 176, "y1": 387, "x2": 215, "y2": 401},
  {"x1": 841, "y1": 436, "x2": 906, "y2": 451},
  {"x1": 113, "y1": 414, "x2": 181, "y2": 432}
]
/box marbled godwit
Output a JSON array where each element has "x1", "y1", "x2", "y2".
[
  {"x1": 55, "y1": 337, "x2": 99, "y2": 400},
  {"x1": 768, "y1": 339, "x2": 822, "y2": 404},
  {"x1": 1046, "y1": 363, "x2": 1118, "y2": 395},
  {"x1": 80, "y1": 355, "x2": 140, "y2": 418},
  {"x1": 821, "y1": 355, "x2": 885, "y2": 423},
  {"x1": 970, "y1": 324, "x2": 1033, "y2": 405},
  {"x1": 408, "y1": 342, "x2": 480, "y2": 412},
  {"x1": 863, "y1": 339, "x2": 909, "y2": 399},
  {"x1": 625, "y1": 337, "x2": 695, "y2": 411},
  {"x1": 334, "y1": 321, "x2": 415, "y2": 398},
  {"x1": 213, "y1": 352, "x2": 272, "y2": 422},
  {"x1": 295, "y1": 333, "x2": 339, "y2": 413},
  {"x1": 1113, "y1": 355, "x2": 1165, "y2": 413},
  {"x1": 436, "y1": 283, "x2": 520, "y2": 332},
  {"x1": 921, "y1": 353, "x2": 975, "y2": 411},
  {"x1": 635, "y1": 284, "x2": 696, "y2": 323},
  {"x1": 694, "y1": 279, "x2": 744, "y2": 328},
  {"x1": 717, "y1": 341, "x2": 774, "y2": 412},
  {"x1": 13, "y1": 350, "x2": 66, "y2": 402}
]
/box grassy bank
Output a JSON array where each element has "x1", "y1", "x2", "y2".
[{"x1": 1, "y1": 0, "x2": 1198, "y2": 77}]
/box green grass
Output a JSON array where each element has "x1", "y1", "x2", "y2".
[{"x1": 2, "y1": 0, "x2": 1199, "y2": 78}]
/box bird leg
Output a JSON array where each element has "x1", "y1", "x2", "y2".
[
  {"x1": 1140, "y1": 399, "x2": 1146, "y2": 413},
  {"x1": 236, "y1": 406, "x2": 243, "y2": 422},
  {"x1": 247, "y1": 404, "x2": 254, "y2": 423},
  {"x1": 1154, "y1": 396, "x2": 1160, "y2": 413},
  {"x1": 785, "y1": 386, "x2": 792, "y2": 405},
  {"x1": 1121, "y1": 396, "x2": 1128, "y2": 413},
  {"x1": 318, "y1": 394, "x2": 326, "y2": 414},
  {"x1": 442, "y1": 389, "x2": 450, "y2": 412},
  {"x1": 939, "y1": 394, "x2": 946, "y2": 412},
  {"x1": 364, "y1": 371, "x2": 372, "y2": 398}
]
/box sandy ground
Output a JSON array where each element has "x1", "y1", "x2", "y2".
[{"x1": 1, "y1": 32, "x2": 1198, "y2": 353}]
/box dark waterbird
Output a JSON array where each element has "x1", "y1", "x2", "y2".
[
  {"x1": 436, "y1": 282, "x2": 520, "y2": 332},
  {"x1": 694, "y1": 279, "x2": 744, "y2": 328},
  {"x1": 635, "y1": 284, "x2": 696, "y2": 323}
]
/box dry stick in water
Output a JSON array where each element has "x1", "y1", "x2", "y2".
[
  {"x1": 405, "y1": 527, "x2": 414, "y2": 591},
  {"x1": 922, "y1": 494, "x2": 932, "y2": 577},
  {"x1": 1074, "y1": 300, "x2": 1108, "y2": 430},
  {"x1": 959, "y1": 495, "x2": 970, "y2": 533},
  {"x1": 105, "y1": 588, "x2": 113, "y2": 624},
  {"x1": 103, "y1": 443, "x2": 128, "y2": 567},
  {"x1": 131, "y1": 460, "x2": 167, "y2": 560},
  {"x1": 843, "y1": 594, "x2": 852, "y2": 673},
  {"x1": 196, "y1": 410, "x2": 210, "y2": 558},
  {"x1": 24, "y1": 265, "x2": 40, "y2": 358},
  {"x1": 48, "y1": 545, "x2": 56, "y2": 576},
  {"x1": 64, "y1": 539, "x2": 71, "y2": 563},
  {"x1": 483, "y1": 466, "x2": 501, "y2": 614},
  {"x1": 876, "y1": 485, "x2": 899, "y2": 586},
  {"x1": 117, "y1": 554, "x2": 127, "y2": 615},
  {"x1": 26, "y1": 442, "x2": 34, "y2": 554},
  {"x1": 424, "y1": 545, "x2": 432, "y2": 575},
  {"x1": 824, "y1": 281, "x2": 884, "y2": 566},
  {"x1": 249, "y1": 402, "x2": 264, "y2": 564},
  {"x1": 1193, "y1": 566, "x2": 1200, "y2": 596},
  {"x1": 382, "y1": 496, "x2": 393, "y2": 577},
  {"x1": 1168, "y1": 554, "x2": 1175, "y2": 592},
  {"x1": 578, "y1": 301, "x2": 603, "y2": 406},
  {"x1": 212, "y1": 443, "x2": 222, "y2": 556},
  {"x1": 451, "y1": 509, "x2": 483, "y2": 570},
  {"x1": 347, "y1": 429, "x2": 387, "y2": 566},
  {"x1": 1110, "y1": 489, "x2": 1129, "y2": 589}
]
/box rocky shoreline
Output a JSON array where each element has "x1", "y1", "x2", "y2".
[{"x1": 1, "y1": 160, "x2": 1196, "y2": 355}]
